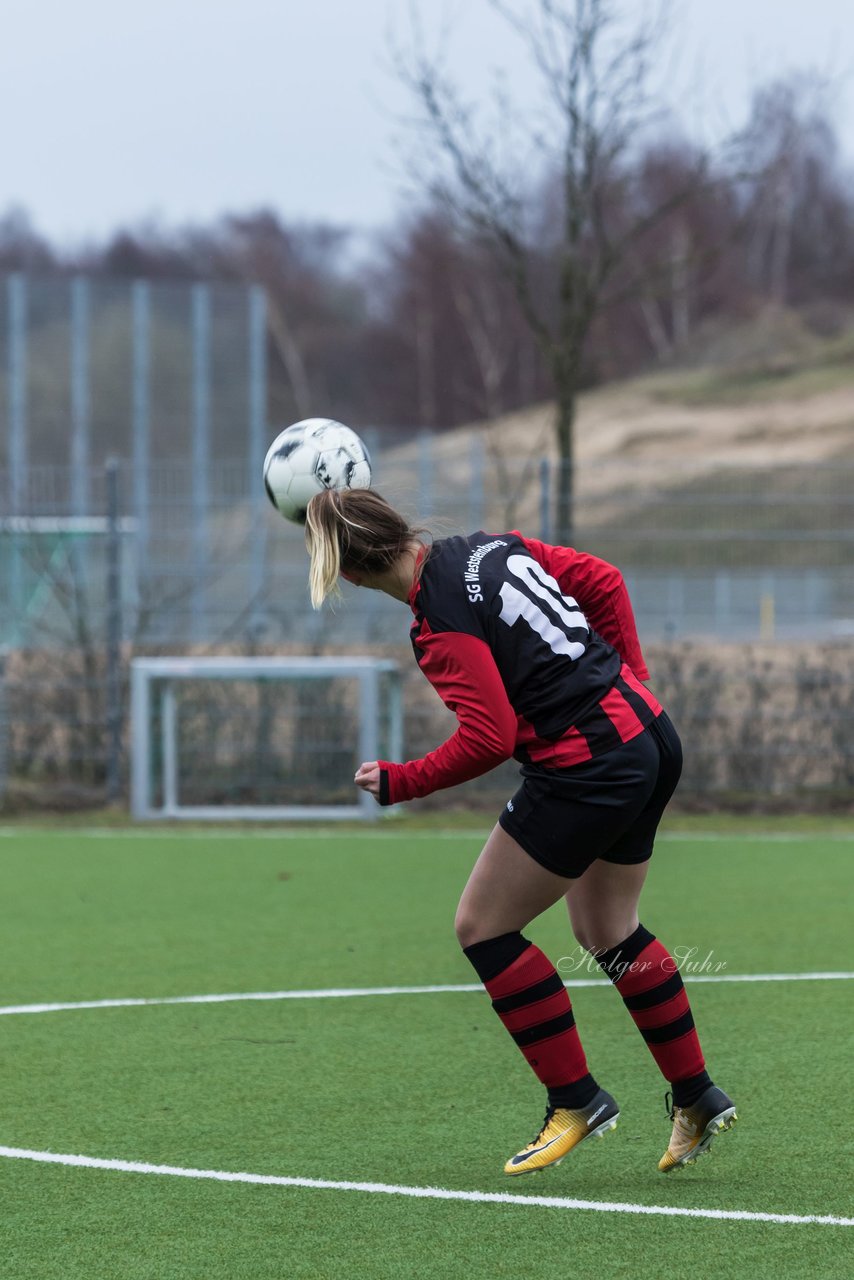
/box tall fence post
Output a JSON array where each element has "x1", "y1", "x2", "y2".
[
  {"x1": 7, "y1": 274, "x2": 27, "y2": 637},
  {"x1": 469, "y1": 433, "x2": 484, "y2": 529},
  {"x1": 0, "y1": 649, "x2": 8, "y2": 806},
  {"x1": 191, "y1": 283, "x2": 211, "y2": 643},
  {"x1": 248, "y1": 285, "x2": 267, "y2": 640},
  {"x1": 132, "y1": 280, "x2": 151, "y2": 608},
  {"x1": 70, "y1": 277, "x2": 91, "y2": 520},
  {"x1": 539, "y1": 457, "x2": 551, "y2": 543},
  {"x1": 363, "y1": 427, "x2": 380, "y2": 483},
  {"x1": 105, "y1": 459, "x2": 122, "y2": 803},
  {"x1": 70, "y1": 277, "x2": 91, "y2": 594},
  {"x1": 418, "y1": 430, "x2": 434, "y2": 517}
]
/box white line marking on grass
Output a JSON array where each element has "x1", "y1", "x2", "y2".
[
  {"x1": 2, "y1": 826, "x2": 853, "y2": 842},
  {"x1": 1, "y1": 972, "x2": 852, "y2": 1018},
  {"x1": 675, "y1": 971, "x2": 854, "y2": 983},
  {"x1": 0, "y1": 985, "x2": 482, "y2": 1016},
  {"x1": 0, "y1": 1145, "x2": 851, "y2": 1227},
  {"x1": 0, "y1": 827, "x2": 485, "y2": 840}
]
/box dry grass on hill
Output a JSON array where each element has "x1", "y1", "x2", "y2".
[{"x1": 377, "y1": 310, "x2": 854, "y2": 534}]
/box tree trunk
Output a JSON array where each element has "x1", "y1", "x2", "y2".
[
  {"x1": 638, "y1": 292, "x2": 673, "y2": 363},
  {"x1": 769, "y1": 175, "x2": 795, "y2": 306},
  {"x1": 671, "y1": 220, "x2": 692, "y2": 350},
  {"x1": 554, "y1": 386, "x2": 576, "y2": 547}
]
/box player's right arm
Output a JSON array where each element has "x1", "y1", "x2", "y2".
[{"x1": 375, "y1": 628, "x2": 517, "y2": 806}]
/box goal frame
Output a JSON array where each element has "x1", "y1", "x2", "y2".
[{"x1": 130, "y1": 655, "x2": 402, "y2": 822}]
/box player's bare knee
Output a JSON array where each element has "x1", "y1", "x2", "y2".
[
  {"x1": 454, "y1": 908, "x2": 486, "y2": 949},
  {"x1": 572, "y1": 924, "x2": 594, "y2": 953},
  {"x1": 576, "y1": 921, "x2": 635, "y2": 955}
]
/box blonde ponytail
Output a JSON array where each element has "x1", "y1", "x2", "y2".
[
  {"x1": 304, "y1": 489, "x2": 425, "y2": 609},
  {"x1": 304, "y1": 491, "x2": 346, "y2": 608}
]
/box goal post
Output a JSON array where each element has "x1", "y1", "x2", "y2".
[{"x1": 130, "y1": 655, "x2": 402, "y2": 821}]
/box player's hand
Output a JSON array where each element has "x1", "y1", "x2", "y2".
[{"x1": 354, "y1": 761, "x2": 381, "y2": 799}]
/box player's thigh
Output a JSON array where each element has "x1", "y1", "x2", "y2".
[
  {"x1": 565, "y1": 857, "x2": 651, "y2": 954},
  {"x1": 566, "y1": 713, "x2": 682, "y2": 953},
  {"x1": 455, "y1": 822, "x2": 573, "y2": 948}
]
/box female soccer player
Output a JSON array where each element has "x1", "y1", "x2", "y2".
[{"x1": 305, "y1": 487, "x2": 737, "y2": 1176}]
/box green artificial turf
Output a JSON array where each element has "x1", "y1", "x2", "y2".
[{"x1": 1, "y1": 825, "x2": 852, "y2": 1279}]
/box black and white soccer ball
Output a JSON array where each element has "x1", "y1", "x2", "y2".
[{"x1": 263, "y1": 418, "x2": 373, "y2": 523}]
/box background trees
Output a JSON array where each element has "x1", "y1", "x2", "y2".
[{"x1": 0, "y1": 56, "x2": 852, "y2": 464}]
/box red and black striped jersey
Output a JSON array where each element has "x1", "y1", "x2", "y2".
[{"x1": 378, "y1": 531, "x2": 661, "y2": 805}]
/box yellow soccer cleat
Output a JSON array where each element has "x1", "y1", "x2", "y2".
[
  {"x1": 659, "y1": 1085, "x2": 737, "y2": 1172},
  {"x1": 504, "y1": 1089, "x2": 619, "y2": 1176}
]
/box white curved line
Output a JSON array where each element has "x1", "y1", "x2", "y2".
[
  {"x1": 1, "y1": 972, "x2": 852, "y2": 1018},
  {"x1": 0, "y1": 1145, "x2": 850, "y2": 1226}
]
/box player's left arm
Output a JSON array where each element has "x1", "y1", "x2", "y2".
[
  {"x1": 356, "y1": 631, "x2": 517, "y2": 806},
  {"x1": 516, "y1": 534, "x2": 650, "y2": 680}
]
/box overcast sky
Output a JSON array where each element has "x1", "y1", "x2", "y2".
[{"x1": 0, "y1": 0, "x2": 850, "y2": 246}]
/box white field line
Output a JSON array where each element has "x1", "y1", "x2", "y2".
[
  {"x1": 1, "y1": 972, "x2": 853, "y2": 1018},
  {"x1": 1, "y1": 826, "x2": 854, "y2": 842},
  {"x1": 0, "y1": 1145, "x2": 851, "y2": 1227}
]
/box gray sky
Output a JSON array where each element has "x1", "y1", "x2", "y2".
[{"x1": 0, "y1": 0, "x2": 850, "y2": 245}]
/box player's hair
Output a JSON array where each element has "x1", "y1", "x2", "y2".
[{"x1": 304, "y1": 489, "x2": 426, "y2": 609}]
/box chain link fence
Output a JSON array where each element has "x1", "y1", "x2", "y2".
[
  {"x1": 1, "y1": 273, "x2": 853, "y2": 812},
  {"x1": 1, "y1": 450, "x2": 853, "y2": 814}
]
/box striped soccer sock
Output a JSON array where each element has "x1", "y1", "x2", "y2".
[
  {"x1": 464, "y1": 932, "x2": 598, "y2": 1109},
  {"x1": 594, "y1": 924, "x2": 711, "y2": 1106}
]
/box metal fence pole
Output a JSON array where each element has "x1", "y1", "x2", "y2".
[
  {"x1": 105, "y1": 459, "x2": 123, "y2": 803},
  {"x1": 132, "y1": 280, "x2": 151, "y2": 597},
  {"x1": 0, "y1": 649, "x2": 8, "y2": 805},
  {"x1": 191, "y1": 284, "x2": 211, "y2": 643},
  {"x1": 539, "y1": 457, "x2": 551, "y2": 543},
  {"x1": 469, "y1": 433, "x2": 484, "y2": 529},
  {"x1": 7, "y1": 274, "x2": 27, "y2": 636},
  {"x1": 70, "y1": 277, "x2": 91, "y2": 603},
  {"x1": 70, "y1": 277, "x2": 91, "y2": 519},
  {"x1": 363, "y1": 427, "x2": 380, "y2": 483},
  {"x1": 418, "y1": 430, "x2": 434, "y2": 517},
  {"x1": 248, "y1": 285, "x2": 268, "y2": 640}
]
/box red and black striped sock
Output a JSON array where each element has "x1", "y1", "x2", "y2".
[
  {"x1": 464, "y1": 932, "x2": 598, "y2": 1109},
  {"x1": 594, "y1": 924, "x2": 711, "y2": 1108}
]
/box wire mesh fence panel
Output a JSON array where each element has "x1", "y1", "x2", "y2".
[
  {"x1": 154, "y1": 678, "x2": 361, "y2": 808},
  {"x1": 1, "y1": 271, "x2": 854, "y2": 809},
  {"x1": 5, "y1": 455, "x2": 852, "y2": 650}
]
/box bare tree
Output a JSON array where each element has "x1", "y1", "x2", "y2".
[
  {"x1": 613, "y1": 139, "x2": 741, "y2": 364},
  {"x1": 392, "y1": 0, "x2": 716, "y2": 542},
  {"x1": 451, "y1": 262, "x2": 550, "y2": 528},
  {"x1": 735, "y1": 75, "x2": 850, "y2": 308}
]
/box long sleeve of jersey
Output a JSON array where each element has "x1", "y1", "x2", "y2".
[
  {"x1": 517, "y1": 535, "x2": 650, "y2": 680},
  {"x1": 378, "y1": 629, "x2": 517, "y2": 806}
]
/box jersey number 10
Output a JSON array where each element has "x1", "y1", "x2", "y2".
[{"x1": 498, "y1": 554, "x2": 590, "y2": 660}]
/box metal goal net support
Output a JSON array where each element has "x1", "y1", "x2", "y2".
[{"x1": 130, "y1": 656, "x2": 402, "y2": 821}]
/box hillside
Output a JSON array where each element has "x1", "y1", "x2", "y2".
[{"x1": 377, "y1": 312, "x2": 854, "y2": 566}]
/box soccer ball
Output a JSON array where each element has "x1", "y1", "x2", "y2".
[{"x1": 263, "y1": 418, "x2": 373, "y2": 523}]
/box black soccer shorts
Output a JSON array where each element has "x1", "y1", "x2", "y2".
[{"x1": 498, "y1": 711, "x2": 683, "y2": 880}]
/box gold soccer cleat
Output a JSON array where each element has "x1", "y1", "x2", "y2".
[
  {"x1": 504, "y1": 1089, "x2": 619, "y2": 1176},
  {"x1": 659, "y1": 1085, "x2": 738, "y2": 1172}
]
